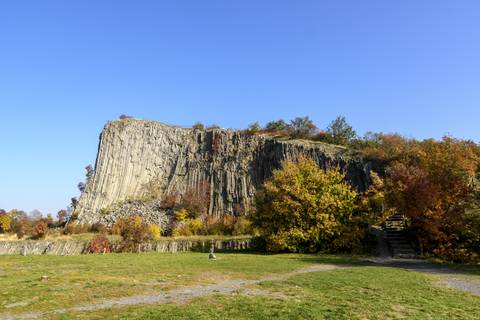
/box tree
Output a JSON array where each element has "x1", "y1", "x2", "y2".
[
  {"x1": 78, "y1": 182, "x2": 86, "y2": 192},
  {"x1": 180, "y1": 181, "x2": 211, "y2": 218},
  {"x1": 0, "y1": 210, "x2": 12, "y2": 233},
  {"x1": 265, "y1": 119, "x2": 288, "y2": 132},
  {"x1": 251, "y1": 157, "x2": 358, "y2": 253},
  {"x1": 192, "y1": 122, "x2": 205, "y2": 130},
  {"x1": 289, "y1": 116, "x2": 317, "y2": 139},
  {"x1": 57, "y1": 209, "x2": 70, "y2": 224},
  {"x1": 326, "y1": 116, "x2": 357, "y2": 146},
  {"x1": 85, "y1": 165, "x2": 94, "y2": 182},
  {"x1": 363, "y1": 134, "x2": 480, "y2": 261},
  {"x1": 29, "y1": 209, "x2": 43, "y2": 220},
  {"x1": 246, "y1": 122, "x2": 262, "y2": 134}
]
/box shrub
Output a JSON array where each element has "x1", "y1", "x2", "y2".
[
  {"x1": 175, "y1": 208, "x2": 188, "y2": 222},
  {"x1": 90, "y1": 222, "x2": 108, "y2": 234},
  {"x1": 33, "y1": 221, "x2": 49, "y2": 239},
  {"x1": 119, "y1": 114, "x2": 133, "y2": 119},
  {"x1": 245, "y1": 122, "x2": 262, "y2": 135},
  {"x1": 233, "y1": 216, "x2": 254, "y2": 236},
  {"x1": 115, "y1": 216, "x2": 152, "y2": 252},
  {"x1": 192, "y1": 122, "x2": 205, "y2": 130},
  {"x1": 161, "y1": 192, "x2": 178, "y2": 209},
  {"x1": 232, "y1": 203, "x2": 246, "y2": 216},
  {"x1": 56, "y1": 210, "x2": 69, "y2": 225},
  {"x1": 172, "y1": 223, "x2": 193, "y2": 237},
  {"x1": 63, "y1": 223, "x2": 91, "y2": 235},
  {"x1": 251, "y1": 157, "x2": 358, "y2": 253},
  {"x1": 180, "y1": 181, "x2": 211, "y2": 218},
  {"x1": 0, "y1": 212, "x2": 12, "y2": 233},
  {"x1": 12, "y1": 218, "x2": 31, "y2": 239},
  {"x1": 203, "y1": 215, "x2": 235, "y2": 235},
  {"x1": 149, "y1": 224, "x2": 162, "y2": 240},
  {"x1": 172, "y1": 218, "x2": 203, "y2": 237},
  {"x1": 87, "y1": 234, "x2": 111, "y2": 254}
]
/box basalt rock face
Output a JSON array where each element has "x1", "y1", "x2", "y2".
[{"x1": 75, "y1": 119, "x2": 378, "y2": 225}]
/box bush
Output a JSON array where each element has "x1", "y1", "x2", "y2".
[
  {"x1": 149, "y1": 224, "x2": 162, "y2": 240},
  {"x1": 87, "y1": 234, "x2": 111, "y2": 254},
  {"x1": 203, "y1": 215, "x2": 235, "y2": 235},
  {"x1": 245, "y1": 122, "x2": 262, "y2": 135},
  {"x1": 115, "y1": 216, "x2": 152, "y2": 252},
  {"x1": 175, "y1": 208, "x2": 188, "y2": 222},
  {"x1": 232, "y1": 216, "x2": 254, "y2": 236},
  {"x1": 251, "y1": 157, "x2": 358, "y2": 253},
  {"x1": 33, "y1": 221, "x2": 49, "y2": 239},
  {"x1": 63, "y1": 223, "x2": 91, "y2": 235},
  {"x1": 192, "y1": 122, "x2": 205, "y2": 130},
  {"x1": 161, "y1": 192, "x2": 178, "y2": 209},
  {"x1": 172, "y1": 218, "x2": 203, "y2": 237},
  {"x1": 90, "y1": 222, "x2": 107, "y2": 234},
  {"x1": 180, "y1": 182, "x2": 211, "y2": 218},
  {"x1": 0, "y1": 212, "x2": 12, "y2": 233}
]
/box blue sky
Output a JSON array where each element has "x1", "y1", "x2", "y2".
[{"x1": 1, "y1": 1, "x2": 479, "y2": 214}]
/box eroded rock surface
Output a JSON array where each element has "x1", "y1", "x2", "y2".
[{"x1": 75, "y1": 118, "x2": 378, "y2": 224}]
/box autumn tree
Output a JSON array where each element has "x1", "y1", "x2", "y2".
[
  {"x1": 361, "y1": 134, "x2": 480, "y2": 261},
  {"x1": 251, "y1": 157, "x2": 360, "y2": 253},
  {"x1": 289, "y1": 116, "x2": 317, "y2": 139}
]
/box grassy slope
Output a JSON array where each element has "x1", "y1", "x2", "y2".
[{"x1": 0, "y1": 253, "x2": 479, "y2": 319}]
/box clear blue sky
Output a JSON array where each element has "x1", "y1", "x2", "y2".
[{"x1": 1, "y1": 1, "x2": 479, "y2": 214}]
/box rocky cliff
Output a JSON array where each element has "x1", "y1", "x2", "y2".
[{"x1": 75, "y1": 118, "x2": 377, "y2": 225}]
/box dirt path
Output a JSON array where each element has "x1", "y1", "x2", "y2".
[{"x1": 0, "y1": 264, "x2": 344, "y2": 320}]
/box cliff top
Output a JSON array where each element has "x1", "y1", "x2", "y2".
[{"x1": 107, "y1": 117, "x2": 348, "y2": 152}]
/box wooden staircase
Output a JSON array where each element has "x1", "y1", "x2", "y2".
[{"x1": 383, "y1": 214, "x2": 416, "y2": 258}]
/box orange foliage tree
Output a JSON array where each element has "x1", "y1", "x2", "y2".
[{"x1": 361, "y1": 134, "x2": 480, "y2": 261}]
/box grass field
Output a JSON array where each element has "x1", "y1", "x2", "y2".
[{"x1": 0, "y1": 252, "x2": 479, "y2": 319}]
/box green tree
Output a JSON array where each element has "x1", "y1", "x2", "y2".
[
  {"x1": 252, "y1": 157, "x2": 358, "y2": 253},
  {"x1": 265, "y1": 119, "x2": 288, "y2": 132},
  {"x1": 246, "y1": 122, "x2": 262, "y2": 134},
  {"x1": 326, "y1": 116, "x2": 357, "y2": 146}
]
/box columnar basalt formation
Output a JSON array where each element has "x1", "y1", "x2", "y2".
[{"x1": 75, "y1": 119, "x2": 377, "y2": 225}]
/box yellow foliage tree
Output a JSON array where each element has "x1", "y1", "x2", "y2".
[{"x1": 252, "y1": 157, "x2": 358, "y2": 253}]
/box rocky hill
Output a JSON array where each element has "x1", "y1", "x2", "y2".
[{"x1": 75, "y1": 118, "x2": 378, "y2": 225}]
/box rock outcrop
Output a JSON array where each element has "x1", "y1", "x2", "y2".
[{"x1": 75, "y1": 118, "x2": 378, "y2": 225}]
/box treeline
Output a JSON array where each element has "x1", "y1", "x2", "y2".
[
  {"x1": 191, "y1": 116, "x2": 357, "y2": 146},
  {"x1": 0, "y1": 209, "x2": 70, "y2": 239},
  {"x1": 244, "y1": 116, "x2": 357, "y2": 146},
  {"x1": 252, "y1": 134, "x2": 480, "y2": 262}
]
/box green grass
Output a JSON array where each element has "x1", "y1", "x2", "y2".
[{"x1": 0, "y1": 253, "x2": 479, "y2": 319}]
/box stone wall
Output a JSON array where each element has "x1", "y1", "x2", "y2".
[{"x1": 0, "y1": 238, "x2": 252, "y2": 255}]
